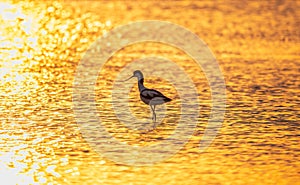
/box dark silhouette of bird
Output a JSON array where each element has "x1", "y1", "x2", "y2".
[{"x1": 125, "y1": 70, "x2": 171, "y2": 122}]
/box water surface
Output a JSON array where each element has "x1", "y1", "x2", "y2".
[{"x1": 0, "y1": 1, "x2": 299, "y2": 184}]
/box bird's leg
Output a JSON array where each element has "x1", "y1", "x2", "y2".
[
  {"x1": 150, "y1": 105, "x2": 154, "y2": 120},
  {"x1": 150, "y1": 105, "x2": 157, "y2": 129},
  {"x1": 150, "y1": 105, "x2": 156, "y2": 122},
  {"x1": 153, "y1": 105, "x2": 156, "y2": 122}
]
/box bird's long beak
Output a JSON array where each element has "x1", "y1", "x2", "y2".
[{"x1": 123, "y1": 76, "x2": 134, "y2": 82}]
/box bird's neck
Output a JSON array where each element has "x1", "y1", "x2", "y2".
[{"x1": 138, "y1": 78, "x2": 146, "y2": 92}]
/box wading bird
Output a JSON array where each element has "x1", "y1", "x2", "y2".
[{"x1": 125, "y1": 70, "x2": 171, "y2": 122}]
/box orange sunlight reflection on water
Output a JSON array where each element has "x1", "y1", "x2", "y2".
[{"x1": 0, "y1": 1, "x2": 299, "y2": 184}]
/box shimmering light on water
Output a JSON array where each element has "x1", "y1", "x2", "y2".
[{"x1": 0, "y1": 1, "x2": 299, "y2": 184}]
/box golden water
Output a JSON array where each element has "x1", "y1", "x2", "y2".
[{"x1": 0, "y1": 1, "x2": 299, "y2": 184}]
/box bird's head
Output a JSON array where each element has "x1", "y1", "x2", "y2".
[
  {"x1": 133, "y1": 70, "x2": 143, "y2": 79},
  {"x1": 124, "y1": 70, "x2": 144, "y2": 81}
]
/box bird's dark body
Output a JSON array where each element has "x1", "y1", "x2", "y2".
[{"x1": 140, "y1": 88, "x2": 171, "y2": 105}]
